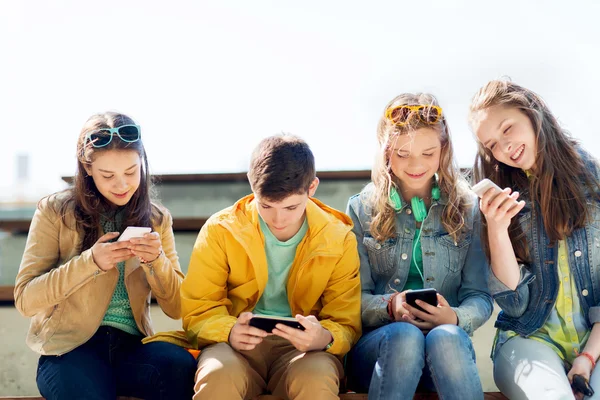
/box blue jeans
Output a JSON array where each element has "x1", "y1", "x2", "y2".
[
  {"x1": 36, "y1": 326, "x2": 197, "y2": 400},
  {"x1": 347, "y1": 322, "x2": 483, "y2": 400}
]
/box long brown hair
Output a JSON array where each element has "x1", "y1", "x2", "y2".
[
  {"x1": 369, "y1": 93, "x2": 471, "y2": 243},
  {"x1": 469, "y1": 79, "x2": 600, "y2": 262},
  {"x1": 53, "y1": 112, "x2": 161, "y2": 252}
]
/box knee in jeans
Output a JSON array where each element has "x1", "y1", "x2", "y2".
[
  {"x1": 385, "y1": 322, "x2": 425, "y2": 351},
  {"x1": 425, "y1": 324, "x2": 466, "y2": 350}
]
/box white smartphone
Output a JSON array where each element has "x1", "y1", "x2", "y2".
[
  {"x1": 118, "y1": 226, "x2": 152, "y2": 242},
  {"x1": 471, "y1": 178, "x2": 503, "y2": 199}
]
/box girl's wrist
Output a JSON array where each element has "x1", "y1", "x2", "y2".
[{"x1": 576, "y1": 350, "x2": 597, "y2": 369}]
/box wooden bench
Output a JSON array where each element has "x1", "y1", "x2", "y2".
[{"x1": 0, "y1": 393, "x2": 508, "y2": 399}]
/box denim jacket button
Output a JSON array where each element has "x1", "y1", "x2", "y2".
[
  {"x1": 406, "y1": 209, "x2": 412, "y2": 215},
  {"x1": 582, "y1": 289, "x2": 589, "y2": 296},
  {"x1": 394, "y1": 278, "x2": 401, "y2": 285},
  {"x1": 375, "y1": 243, "x2": 382, "y2": 250},
  {"x1": 574, "y1": 250, "x2": 582, "y2": 257},
  {"x1": 401, "y1": 253, "x2": 408, "y2": 260}
]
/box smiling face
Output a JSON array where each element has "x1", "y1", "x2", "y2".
[
  {"x1": 472, "y1": 105, "x2": 538, "y2": 171},
  {"x1": 255, "y1": 178, "x2": 318, "y2": 241},
  {"x1": 84, "y1": 149, "x2": 142, "y2": 207},
  {"x1": 388, "y1": 127, "x2": 441, "y2": 200}
]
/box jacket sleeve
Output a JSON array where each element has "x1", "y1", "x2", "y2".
[
  {"x1": 487, "y1": 263, "x2": 534, "y2": 318},
  {"x1": 141, "y1": 209, "x2": 184, "y2": 319},
  {"x1": 346, "y1": 198, "x2": 395, "y2": 329},
  {"x1": 451, "y1": 207, "x2": 494, "y2": 335},
  {"x1": 318, "y1": 230, "x2": 362, "y2": 357},
  {"x1": 181, "y1": 220, "x2": 237, "y2": 349},
  {"x1": 14, "y1": 198, "x2": 101, "y2": 317}
]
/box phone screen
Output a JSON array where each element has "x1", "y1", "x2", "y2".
[{"x1": 405, "y1": 289, "x2": 438, "y2": 313}]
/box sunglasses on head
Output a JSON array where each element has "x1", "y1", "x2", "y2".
[
  {"x1": 385, "y1": 105, "x2": 443, "y2": 126},
  {"x1": 85, "y1": 124, "x2": 141, "y2": 148}
]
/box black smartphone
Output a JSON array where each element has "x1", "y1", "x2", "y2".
[
  {"x1": 405, "y1": 288, "x2": 438, "y2": 313},
  {"x1": 248, "y1": 315, "x2": 305, "y2": 333},
  {"x1": 572, "y1": 374, "x2": 594, "y2": 397}
]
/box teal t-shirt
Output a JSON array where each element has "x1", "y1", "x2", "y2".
[
  {"x1": 253, "y1": 216, "x2": 309, "y2": 317},
  {"x1": 404, "y1": 227, "x2": 424, "y2": 290},
  {"x1": 99, "y1": 211, "x2": 141, "y2": 336}
]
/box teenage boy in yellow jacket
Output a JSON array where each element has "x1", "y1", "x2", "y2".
[{"x1": 184, "y1": 135, "x2": 360, "y2": 399}]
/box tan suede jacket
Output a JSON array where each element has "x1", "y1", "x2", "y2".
[{"x1": 14, "y1": 192, "x2": 184, "y2": 355}]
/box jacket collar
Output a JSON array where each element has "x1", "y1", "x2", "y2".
[{"x1": 217, "y1": 194, "x2": 352, "y2": 293}]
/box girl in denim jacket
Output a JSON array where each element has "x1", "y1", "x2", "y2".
[
  {"x1": 346, "y1": 93, "x2": 493, "y2": 400},
  {"x1": 470, "y1": 79, "x2": 600, "y2": 399}
]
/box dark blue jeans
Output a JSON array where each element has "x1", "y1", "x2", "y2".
[{"x1": 36, "y1": 326, "x2": 197, "y2": 400}]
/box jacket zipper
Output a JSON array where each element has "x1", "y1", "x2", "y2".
[
  {"x1": 147, "y1": 264, "x2": 166, "y2": 295},
  {"x1": 66, "y1": 269, "x2": 101, "y2": 298}
]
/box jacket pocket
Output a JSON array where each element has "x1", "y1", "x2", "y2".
[
  {"x1": 363, "y1": 236, "x2": 398, "y2": 276},
  {"x1": 35, "y1": 303, "x2": 61, "y2": 338},
  {"x1": 437, "y1": 234, "x2": 472, "y2": 272}
]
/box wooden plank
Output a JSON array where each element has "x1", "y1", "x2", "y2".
[
  {"x1": 61, "y1": 168, "x2": 474, "y2": 185},
  {"x1": 0, "y1": 217, "x2": 206, "y2": 234},
  {"x1": 0, "y1": 398, "x2": 141, "y2": 400},
  {"x1": 0, "y1": 394, "x2": 507, "y2": 400},
  {"x1": 171, "y1": 217, "x2": 207, "y2": 232},
  {"x1": 0, "y1": 285, "x2": 14, "y2": 302},
  {"x1": 0, "y1": 219, "x2": 31, "y2": 233},
  {"x1": 62, "y1": 170, "x2": 373, "y2": 185}
]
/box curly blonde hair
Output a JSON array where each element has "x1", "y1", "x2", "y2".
[{"x1": 369, "y1": 93, "x2": 471, "y2": 243}]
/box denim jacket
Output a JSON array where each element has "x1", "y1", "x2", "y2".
[
  {"x1": 347, "y1": 183, "x2": 493, "y2": 335},
  {"x1": 489, "y1": 149, "x2": 600, "y2": 336}
]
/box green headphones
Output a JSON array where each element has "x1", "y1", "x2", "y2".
[{"x1": 389, "y1": 183, "x2": 441, "y2": 222}]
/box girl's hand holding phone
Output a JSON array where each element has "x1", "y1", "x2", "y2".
[
  {"x1": 128, "y1": 232, "x2": 163, "y2": 264},
  {"x1": 91, "y1": 232, "x2": 135, "y2": 271},
  {"x1": 568, "y1": 356, "x2": 594, "y2": 400},
  {"x1": 403, "y1": 293, "x2": 458, "y2": 330},
  {"x1": 473, "y1": 179, "x2": 525, "y2": 233},
  {"x1": 389, "y1": 290, "x2": 414, "y2": 322}
]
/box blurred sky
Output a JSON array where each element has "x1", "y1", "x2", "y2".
[{"x1": 1, "y1": 0, "x2": 599, "y2": 201}]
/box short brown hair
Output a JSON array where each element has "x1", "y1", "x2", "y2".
[{"x1": 247, "y1": 134, "x2": 316, "y2": 201}]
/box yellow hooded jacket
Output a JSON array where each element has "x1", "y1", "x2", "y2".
[{"x1": 146, "y1": 194, "x2": 361, "y2": 357}]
